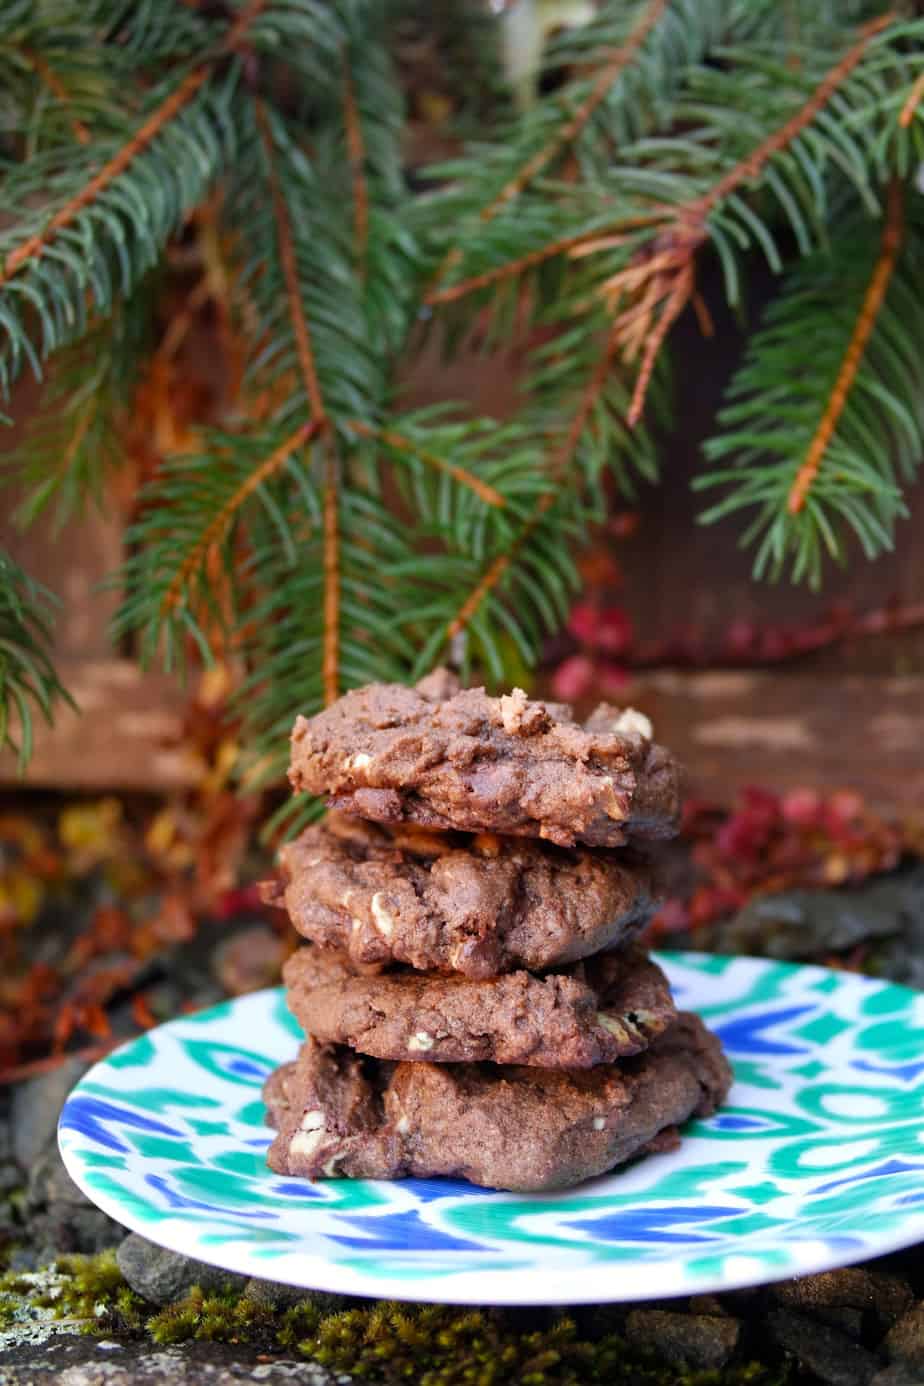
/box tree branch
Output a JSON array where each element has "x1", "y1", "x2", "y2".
[
  {"x1": 253, "y1": 100, "x2": 326, "y2": 422},
  {"x1": 322, "y1": 450, "x2": 340, "y2": 706},
  {"x1": 687, "y1": 12, "x2": 895, "y2": 224},
  {"x1": 348, "y1": 419, "x2": 505, "y2": 507},
  {"x1": 432, "y1": 0, "x2": 669, "y2": 290},
  {"x1": 160, "y1": 420, "x2": 321, "y2": 617},
  {"x1": 787, "y1": 179, "x2": 904, "y2": 516},
  {"x1": 342, "y1": 59, "x2": 368, "y2": 280},
  {"x1": 22, "y1": 49, "x2": 90, "y2": 144},
  {"x1": 446, "y1": 320, "x2": 623, "y2": 640},
  {"x1": 899, "y1": 70, "x2": 924, "y2": 127}
]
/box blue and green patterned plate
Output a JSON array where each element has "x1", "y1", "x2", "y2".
[{"x1": 58, "y1": 953, "x2": 924, "y2": 1304}]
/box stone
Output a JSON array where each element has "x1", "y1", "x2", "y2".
[
  {"x1": 721, "y1": 867, "x2": 924, "y2": 973},
  {"x1": 116, "y1": 1235, "x2": 246, "y2": 1307},
  {"x1": 0, "y1": 1336, "x2": 345, "y2": 1384},
  {"x1": 10, "y1": 1059, "x2": 89, "y2": 1171},
  {"x1": 624, "y1": 1308, "x2": 740, "y2": 1370},
  {"x1": 871, "y1": 1368, "x2": 924, "y2": 1386},
  {"x1": 768, "y1": 1307, "x2": 879, "y2": 1386},
  {"x1": 241, "y1": 1279, "x2": 356, "y2": 1316},
  {"x1": 773, "y1": 1269, "x2": 915, "y2": 1325},
  {"x1": 27, "y1": 1147, "x2": 90, "y2": 1211},
  {"x1": 885, "y1": 1304, "x2": 924, "y2": 1369}
]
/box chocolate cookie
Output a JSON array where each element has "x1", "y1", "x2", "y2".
[
  {"x1": 282, "y1": 945, "x2": 676, "y2": 1067},
  {"x1": 288, "y1": 671, "x2": 680, "y2": 847},
  {"x1": 269, "y1": 814, "x2": 653, "y2": 978},
  {"x1": 264, "y1": 1012, "x2": 732, "y2": 1193}
]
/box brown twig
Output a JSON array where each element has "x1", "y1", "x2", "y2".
[
  {"x1": 787, "y1": 179, "x2": 903, "y2": 515},
  {"x1": 22, "y1": 49, "x2": 90, "y2": 144},
  {"x1": 160, "y1": 420, "x2": 322, "y2": 617},
  {"x1": 899, "y1": 70, "x2": 924, "y2": 127},
  {"x1": 348, "y1": 419, "x2": 505, "y2": 507},
  {"x1": 431, "y1": 0, "x2": 669, "y2": 291},
  {"x1": 322, "y1": 449, "x2": 340, "y2": 705},
  {"x1": 426, "y1": 215, "x2": 667, "y2": 307},
  {"x1": 342, "y1": 59, "x2": 368, "y2": 279},
  {"x1": 687, "y1": 12, "x2": 895, "y2": 224},
  {"x1": 0, "y1": 69, "x2": 208, "y2": 286},
  {"x1": 254, "y1": 96, "x2": 338, "y2": 699},
  {"x1": 0, "y1": 2, "x2": 263, "y2": 288},
  {"x1": 627, "y1": 255, "x2": 695, "y2": 425},
  {"x1": 446, "y1": 321, "x2": 623, "y2": 640},
  {"x1": 254, "y1": 100, "x2": 326, "y2": 422}
]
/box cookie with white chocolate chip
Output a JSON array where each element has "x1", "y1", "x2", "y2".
[
  {"x1": 288, "y1": 670, "x2": 680, "y2": 848},
  {"x1": 262, "y1": 1012, "x2": 732, "y2": 1193},
  {"x1": 282, "y1": 943, "x2": 676, "y2": 1068},
  {"x1": 265, "y1": 813, "x2": 654, "y2": 979}
]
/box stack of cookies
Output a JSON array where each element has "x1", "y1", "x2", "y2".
[{"x1": 262, "y1": 671, "x2": 731, "y2": 1193}]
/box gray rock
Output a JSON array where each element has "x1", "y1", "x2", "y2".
[
  {"x1": 11, "y1": 1059, "x2": 89, "y2": 1171},
  {"x1": 242, "y1": 1279, "x2": 355, "y2": 1316},
  {"x1": 768, "y1": 1307, "x2": 880, "y2": 1386},
  {"x1": 0, "y1": 1336, "x2": 345, "y2": 1384},
  {"x1": 772, "y1": 1269, "x2": 915, "y2": 1325},
  {"x1": 871, "y1": 1367, "x2": 924, "y2": 1386},
  {"x1": 885, "y1": 1304, "x2": 924, "y2": 1368},
  {"x1": 116, "y1": 1235, "x2": 246, "y2": 1307},
  {"x1": 27, "y1": 1147, "x2": 90, "y2": 1211},
  {"x1": 719, "y1": 867, "x2": 924, "y2": 975},
  {"x1": 624, "y1": 1308, "x2": 740, "y2": 1370}
]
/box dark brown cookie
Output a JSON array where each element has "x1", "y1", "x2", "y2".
[
  {"x1": 263, "y1": 1012, "x2": 732, "y2": 1193},
  {"x1": 288, "y1": 671, "x2": 680, "y2": 847},
  {"x1": 269, "y1": 814, "x2": 653, "y2": 979},
  {"x1": 282, "y1": 945, "x2": 676, "y2": 1067}
]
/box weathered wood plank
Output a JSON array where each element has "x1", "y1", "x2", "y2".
[
  {"x1": 621, "y1": 671, "x2": 924, "y2": 814},
  {"x1": 2, "y1": 659, "x2": 195, "y2": 791}
]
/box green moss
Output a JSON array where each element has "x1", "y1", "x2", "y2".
[
  {"x1": 148, "y1": 1292, "x2": 787, "y2": 1386},
  {"x1": 0, "y1": 1251, "x2": 789, "y2": 1385}
]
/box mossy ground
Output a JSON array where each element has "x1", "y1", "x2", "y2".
[{"x1": 0, "y1": 1250, "x2": 790, "y2": 1385}]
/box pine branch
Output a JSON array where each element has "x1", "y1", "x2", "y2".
[
  {"x1": 20, "y1": 48, "x2": 90, "y2": 145},
  {"x1": 0, "y1": 69, "x2": 209, "y2": 288},
  {"x1": 159, "y1": 420, "x2": 322, "y2": 620},
  {"x1": 437, "y1": 317, "x2": 636, "y2": 650},
  {"x1": 347, "y1": 419, "x2": 505, "y2": 508},
  {"x1": 787, "y1": 179, "x2": 904, "y2": 516},
  {"x1": 899, "y1": 70, "x2": 924, "y2": 127},
  {"x1": 431, "y1": 0, "x2": 669, "y2": 291},
  {"x1": 698, "y1": 204, "x2": 924, "y2": 586},
  {"x1": 322, "y1": 450, "x2": 340, "y2": 708},
  {"x1": 2, "y1": 285, "x2": 155, "y2": 525},
  {"x1": 341, "y1": 59, "x2": 369, "y2": 280},
  {"x1": 0, "y1": 550, "x2": 72, "y2": 772}
]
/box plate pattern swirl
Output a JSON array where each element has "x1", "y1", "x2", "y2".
[{"x1": 58, "y1": 953, "x2": 924, "y2": 1303}]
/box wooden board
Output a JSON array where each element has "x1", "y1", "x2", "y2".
[
  {"x1": 620, "y1": 671, "x2": 924, "y2": 815},
  {"x1": 2, "y1": 659, "x2": 195, "y2": 791}
]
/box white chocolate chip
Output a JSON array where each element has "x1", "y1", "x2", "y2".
[
  {"x1": 288, "y1": 1109, "x2": 327, "y2": 1161},
  {"x1": 396, "y1": 1115, "x2": 411, "y2": 1135},
  {"x1": 592, "y1": 1116, "x2": 606, "y2": 1131},
  {"x1": 500, "y1": 688, "x2": 528, "y2": 734},
  {"x1": 371, "y1": 892, "x2": 395, "y2": 939},
  {"x1": 408, "y1": 1030, "x2": 434, "y2": 1052},
  {"x1": 612, "y1": 707, "x2": 653, "y2": 741},
  {"x1": 344, "y1": 751, "x2": 371, "y2": 772}
]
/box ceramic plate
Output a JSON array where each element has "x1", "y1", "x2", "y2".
[{"x1": 58, "y1": 953, "x2": 924, "y2": 1304}]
